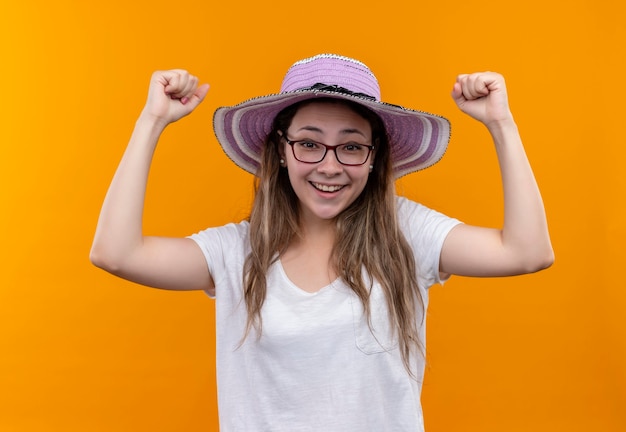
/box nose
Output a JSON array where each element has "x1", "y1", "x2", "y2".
[{"x1": 317, "y1": 148, "x2": 343, "y2": 175}]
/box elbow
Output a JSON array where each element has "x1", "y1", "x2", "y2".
[
  {"x1": 89, "y1": 246, "x2": 106, "y2": 270},
  {"x1": 89, "y1": 243, "x2": 124, "y2": 274},
  {"x1": 533, "y1": 251, "x2": 555, "y2": 273},
  {"x1": 521, "y1": 245, "x2": 555, "y2": 274},
  {"x1": 543, "y1": 246, "x2": 556, "y2": 269}
]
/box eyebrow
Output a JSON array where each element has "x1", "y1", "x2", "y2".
[{"x1": 296, "y1": 125, "x2": 368, "y2": 138}]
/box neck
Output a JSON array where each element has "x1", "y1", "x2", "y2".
[
  {"x1": 299, "y1": 212, "x2": 337, "y2": 242},
  {"x1": 279, "y1": 215, "x2": 338, "y2": 291},
  {"x1": 282, "y1": 214, "x2": 336, "y2": 258}
]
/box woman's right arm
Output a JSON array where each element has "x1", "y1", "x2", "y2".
[{"x1": 90, "y1": 70, "x2": 213, "y2": 292}]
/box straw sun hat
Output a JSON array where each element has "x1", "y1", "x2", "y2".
[{"x1": 213, "y1": 54, "x2": 450, "y2": 178}]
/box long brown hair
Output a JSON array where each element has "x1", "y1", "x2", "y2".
[{"x1": 243, "y1": 97, "x2": 424, "y2": 375}]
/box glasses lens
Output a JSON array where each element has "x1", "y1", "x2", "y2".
[
  {"x1": 336, "y1": 144, "x2": 370, "y2": 165},
  {"x1": 292, "y1": 141, "x2": 326, "y2": 163}
]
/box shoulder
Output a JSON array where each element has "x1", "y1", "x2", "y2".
[
  {"x1": 396, "y1": 195, "x2": 429, "y2": 218},
  {"x1": 396, "y1": 196, "x2": 458, "y2": 227},
  {"x1": 395, "y1": 195, "x2": 462, "y2": 249},
  {"x1": 187, "y1": 221, "x2": 251, "y2": 296},
  {"x1": 395, "y1": 196, "x2": 462, "y2": 287},
  {"x1": 188, "y1": 220, "x2": 250, "y2": 255},
  {"x1": 191, "y1": 219, "x2": 249, "y2": 237}
]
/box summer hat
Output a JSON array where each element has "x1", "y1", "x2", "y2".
[{"x1": 213, "y1": 54, "x2": 451, "y2": 178}]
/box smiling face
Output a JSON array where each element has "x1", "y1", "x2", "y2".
[{"x1": 279, "y1": 100, "x2": 374, "y2": 225}]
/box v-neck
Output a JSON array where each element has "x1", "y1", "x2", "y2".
[{"x1": 276, "y1": 259, "x2": 341, "y2": 296}]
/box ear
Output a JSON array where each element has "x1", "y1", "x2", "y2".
[
  {"x1": 277, "y1": 131, "x2": 286, "y2": 159},
  {"x1": 369, "y1": 137, "x2": 378, "y2": 167}
]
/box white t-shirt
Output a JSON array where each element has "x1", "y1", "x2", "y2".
[{"x1": 189, "y1": 196, "x2": 461, "y2": 431}]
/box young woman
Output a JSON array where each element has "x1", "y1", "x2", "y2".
[{"x1": 91, "y1": 54, "x2": 553, "y2": 431}]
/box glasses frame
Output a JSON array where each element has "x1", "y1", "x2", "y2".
[{"x1": 282, "y1": 133, "x2": 375, "y2": 166}]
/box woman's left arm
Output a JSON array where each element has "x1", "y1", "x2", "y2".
[{"x1": 440, "y1": 72, "x2": 554, "y2": 277}]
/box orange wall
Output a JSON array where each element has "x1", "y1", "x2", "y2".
[{"x1": 1, "y1": 1, "x2": 624, "y2": 431}]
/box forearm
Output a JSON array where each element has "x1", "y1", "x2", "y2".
[
  {"x1": 488, "y1": 118, "x2": 554, "y2": 270},
  {"x1": 90, "y1": 115, "x2": 167, "y2": 271}
]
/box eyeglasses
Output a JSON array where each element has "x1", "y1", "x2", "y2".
[{"x1": 282, "y1": 134, "x2": 375, "y2": 166}]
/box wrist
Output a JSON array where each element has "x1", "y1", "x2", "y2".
[
  {"x1": 127, "y1": 112, "x2": 170, "y2": 152},
  {"x1": 485, "y1": 116, "x2": 518, "y2": 136},
  {"x1": 136, "y1": 111, "x2": 170, "y2": 134}
]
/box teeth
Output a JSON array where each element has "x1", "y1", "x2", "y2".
[{"x1": 312, "y1": 182, "x2": 343, "y2": 192}]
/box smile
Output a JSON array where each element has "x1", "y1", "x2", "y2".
[{"x1": 311, "y1": 182, "x2": 345, "y2": 193}]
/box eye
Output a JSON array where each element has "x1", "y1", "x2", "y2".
[
  {"x1": 297, "y1": 140, "x2": 320, "y2": 150},
  {"x1": 340, "y1": 143, "x2": 366, "y2": 153}
]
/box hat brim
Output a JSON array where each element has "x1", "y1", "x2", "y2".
[{"x1": 213, "y1": 89, "x2": 450, "y2": 178}]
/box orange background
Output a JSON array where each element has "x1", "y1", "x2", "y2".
[{"x1": 1, "y1": 0, "x2": 624, "y2": 431}]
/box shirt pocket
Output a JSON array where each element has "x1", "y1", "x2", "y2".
[{"x1": 351, "y1": 284, "x2": 398, "y2": 354}]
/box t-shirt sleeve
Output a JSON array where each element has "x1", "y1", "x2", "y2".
[
  {"x1": 397, "y1": 196, "x2": 462, "y2": 290},
  {"x1": 187, "y1": 221, "x2": 250, "y2": 298}
]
